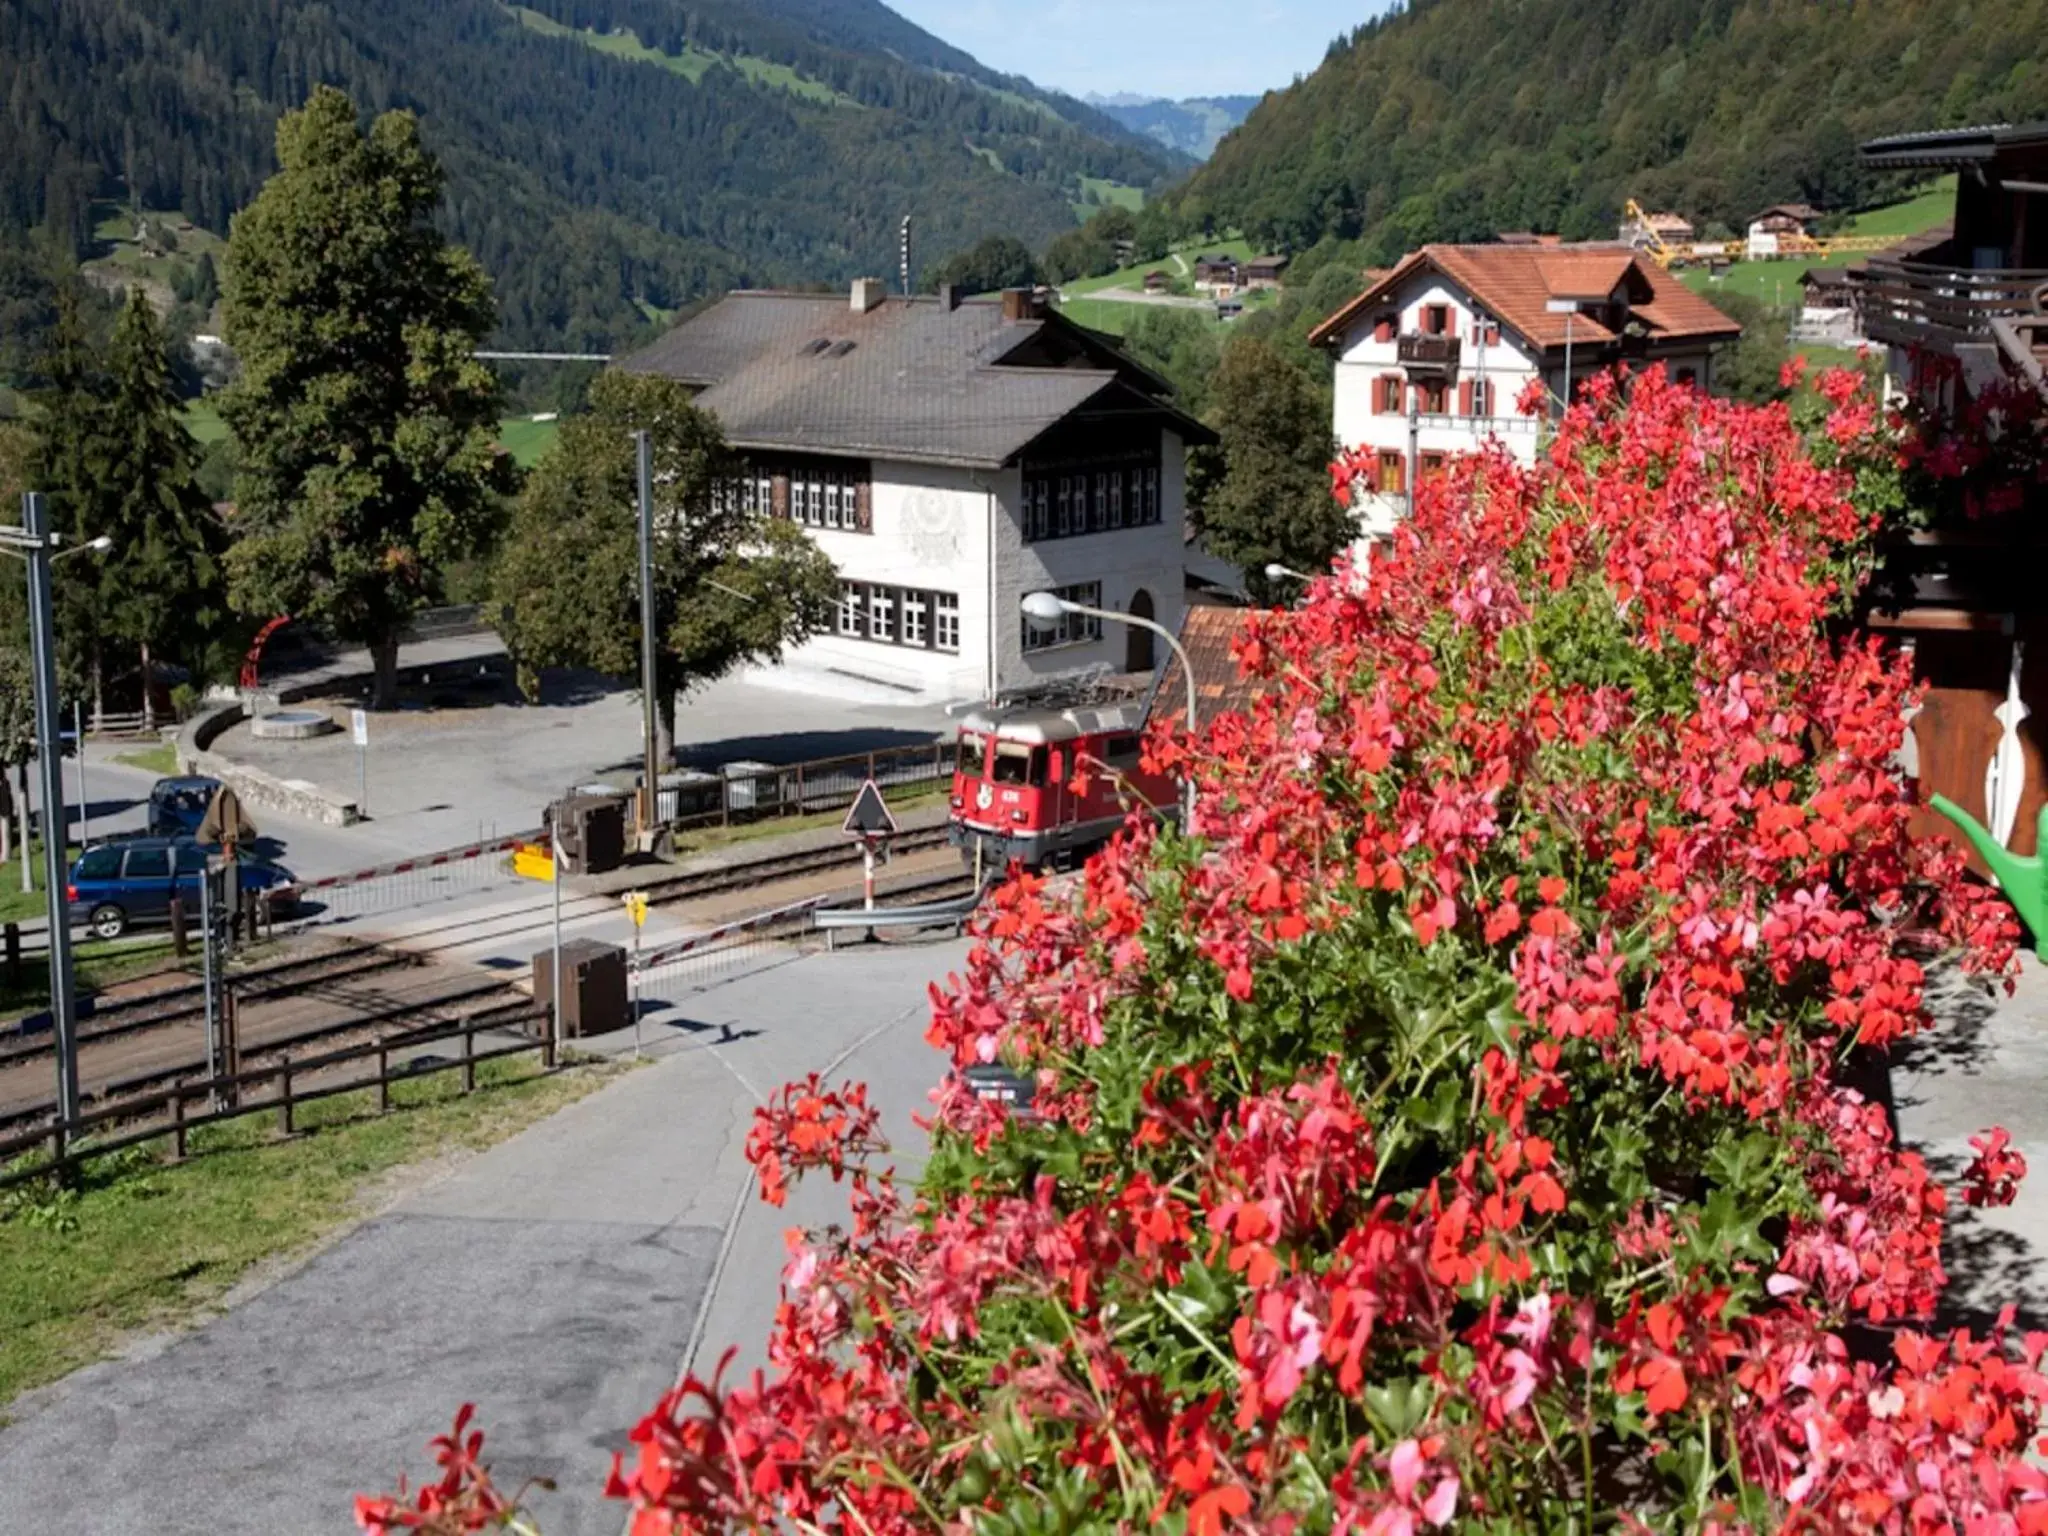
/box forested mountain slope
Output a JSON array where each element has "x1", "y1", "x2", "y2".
[
  {"x1": 0, "y1": 0, "x2": 1181, "y2": 350},
  {"x1": 1174, "y1": 0, "x2": 2048, "y2": 261}
]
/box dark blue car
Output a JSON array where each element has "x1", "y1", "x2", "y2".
[
  {"x1": 147, "y1": 776, "x2": 223, "y2": 837},
  {"x1": 67, "y1": 838, "x2": 296, "y2": 939}
]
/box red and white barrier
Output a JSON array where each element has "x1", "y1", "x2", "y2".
[
  {"x1": 632, "y1": 894, "x2": 833, "y2": 974},
  {"x1": 285, "y1": 829, "x2": 544, "y2": 897}
]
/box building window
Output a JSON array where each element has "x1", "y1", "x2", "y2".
[
  {"x1": 835, "y1": 582, "x2": 957, "y2": 652},
  {"x1": 1376, "y1": 452, "x2": 1406, "y2": 494},
  {"x1": 738, "y1": 456, "x2": 871, "y2": 533},
  {"x1": 1676, "y1": 367, "x2": 1698, "y2": 389},
  {"x1": 1021, "y1": 462, "x2": 1162, "y2": 543},
  {"x1": 1021, "y1": 581, "x2": 1103, "y2": 652},
  {"x1": 1376, "y1": 374, "x2": 1405, "y2": 415},
  {"x1": 1423, "y1": 303, "x2": 1451, "y2": 336},
  {"x1": 1420, "y1": 451, "x2": 1448, "y2": 481},
  {"x1": 1416, "y1": 380, "x2": 1448, "y2": 415}
]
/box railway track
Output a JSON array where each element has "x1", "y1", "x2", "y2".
[
  {"x1": 0, "y1": 975, "x2": 537, "y2": 1137},
  {"x1": 0, "y1": 826, "x2": 978, "y2": 1133},
  {"x1": 637, "y1": 824, "x2": 951, "y2": 908},
  {"x1": 0, "y1": 941, "x2": 418, "y2": 1069}
]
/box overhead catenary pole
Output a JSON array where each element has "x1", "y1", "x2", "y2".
[
  {"x1": 550, "y1": 825, "x2": 564, "y2": 1058},
  {"x1": 22, "y1": 494, "x2": 79, "y2": 1142},
  {"x1": 635, "y1": 430, "x2": 660, "y2": 847}
]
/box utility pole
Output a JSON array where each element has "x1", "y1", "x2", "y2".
[
  {"x1": 900, "y1": 215, "x2": 913, "y2": 297},
  {"x1": 18, "y1": 495, "x2": 79, "y2": 1143},
  {"x1": 635, "y1": 431, "x2": 660, "y2": 848}
]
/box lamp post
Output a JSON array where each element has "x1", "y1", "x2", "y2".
[
  {"x1": 1545, "y1": 297, "x2": 1579, "y2": 420},
  {"x1": 1021, "y1": 590, "x2": 1197, "y2": 836},
  {"x1": 2, "y1": 497, "x2": 112, "y2": 1151},
  {"x1": 1264, "y1": 562, "x2": 1314, "y2": 586},
  {"x1": 634, "y1": 430, "x2": 660, "y2": 849}
]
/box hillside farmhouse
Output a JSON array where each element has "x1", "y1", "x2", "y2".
[
  {"x1": 619, "y1": 280, "x2": 1212, "y2": 703},
  {"x1": 1309, "y1": 244, "x2": 1740, "y2": 551}
]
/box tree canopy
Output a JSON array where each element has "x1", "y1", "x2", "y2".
[
  {"x1": 923, "y1": 237, "x2": 1041, "y2": 297},
  {"x1": 1194, "y1": 333, "x2": 1349, "y2": 597},
  {"x1": 220, "y1": 87, "x2": 512, "y2": 707},
  {"x1": 489, "y1": 372, "x2": 840, "y2": 762},
  {"x1": 1174, "y1": 0, "x2": 2048, "y2": 263}
]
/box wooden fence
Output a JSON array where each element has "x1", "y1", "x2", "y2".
[
  {"x1": 0, "y1": 1008, "x2": 551, "y2": 1191},
  {"x1": 658, "y1": 738, "x2": 951, "y2": 831}
]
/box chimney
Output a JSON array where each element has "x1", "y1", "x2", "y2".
[
  {"x1": 851, "y1": 277, "x2": 887, "y2": 314},
  {"x1": 939, "y1": 282, "x2": 961, "y2": 312},
  {"x1": 1001, "y1": 287, "x2": 1044, "y2": 323}
]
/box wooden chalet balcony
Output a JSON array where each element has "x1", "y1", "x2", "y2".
[
  {"x1": 1397, "y1": 334, "x2": 1462, "y2": 373},
  {"x1": 1857, "y1": 256, "x2": 2048, "y2": 355}
]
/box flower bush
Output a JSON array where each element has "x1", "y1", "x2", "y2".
[{"x1": 366, "y1": 368, "x2": 2044, "y2": 1534}]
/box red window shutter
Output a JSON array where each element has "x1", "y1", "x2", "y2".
[
  {"x1": 1374, "y1": 316, "x2": 1393, "y2": 343},
  {"x1": 1458, "y1": 380, "x2": 1474, "y2": 415},
  {"x1": 1485, "y1": 324, "x2": 1500, "y2": 346},
  {"x1": 770, "y1": 474, "x2": 790, "y2": 520}
]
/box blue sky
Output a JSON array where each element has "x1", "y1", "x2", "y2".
[{"x1": 883, "y1": 0, "x2": 1385, "y2": 101}]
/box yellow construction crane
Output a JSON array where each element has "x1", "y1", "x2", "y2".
[{"x1": 1620, "y1": 198, "x2": 1900, "y2": 268}]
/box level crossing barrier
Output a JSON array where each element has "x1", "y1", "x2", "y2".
[{"x1": 282, "y1": 828, "x2": 540, "y2": 921}]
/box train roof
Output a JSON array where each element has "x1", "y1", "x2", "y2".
[{"x1": 957, "y1": 698, "x2": 1149, "y2": 744}]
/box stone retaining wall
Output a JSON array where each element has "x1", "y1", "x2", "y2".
[{"x1": 178, "y1": 701, "x2": 361, "y2": 828}]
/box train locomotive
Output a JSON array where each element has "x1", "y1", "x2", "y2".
[{"x1": 948, "y1": 682, "x2": 1176, "y2": 870}]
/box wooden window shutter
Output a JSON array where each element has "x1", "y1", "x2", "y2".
[
  {"x1": 770, "y1": 473, "x2": 790, "y2": 520},
  {"x1": 1374, "y1": 316, "x2": 1393, "y2": 343},
  {"x1": 854, "y1": 477, "x2": 873, "y2": 533},
  {"x1": 1485, "y1": 323, "x2": 1500, "y2": 346},
  {"x1": 1458, "y1": 380, "x2": 1474, "y2": 416}
]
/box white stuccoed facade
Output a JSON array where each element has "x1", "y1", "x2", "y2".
[
  {"x1": 1313, "y1": 246, "x2": 1737, "y2": 557},
  {"x1": 765, "y1": 436, "x2": 1187, "y2": 704}
]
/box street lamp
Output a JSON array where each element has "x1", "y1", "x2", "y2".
[
  {"x1": 1020, "y1": 590, "x2": 1198, "y2": 836},
  {"x1": 2, "y1": 496, "x2": 113, "y2": 1155},
  {"x1": 1264, "y1": 562, "x2": 1314, "y2": 586},
  {"x1": 1545, "y1": 297, "x2": 1580, "y2": 421}
]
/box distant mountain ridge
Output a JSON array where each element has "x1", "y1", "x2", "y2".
[
  {"x1": 1174, "y1": 0, "x2": 2048, "y2": 261},
  {"x1": 1085, "y1": 93, "x2": 1261, "y2": 160},
  {"x1": 1, "y1": 0, "x2": 1185, "y2": 354}
]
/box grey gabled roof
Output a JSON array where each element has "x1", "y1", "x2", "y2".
[
  {"x1": 1861, "y1": 121, "x2": 2048, "y2": 169},
  {"x1": 616, "y1": 291, "x2": 1210, "y2": 470}
]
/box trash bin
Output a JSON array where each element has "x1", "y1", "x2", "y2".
[{"x1": 531, "y1": 938, "x2": 629, "y2": 1038}]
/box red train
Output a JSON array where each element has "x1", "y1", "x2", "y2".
[{"x1": 948, "y1": 686, "x2": 1176, "y2": 869}]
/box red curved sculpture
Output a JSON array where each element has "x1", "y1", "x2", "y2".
[{"x1": 240, "y1": 615, "x2": 293, "y2": 692}]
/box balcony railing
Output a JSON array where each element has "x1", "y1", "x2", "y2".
[
  {"x1": 1855, "y1": 257, "x2": 2048, "y2": 354},
  {"x1": 1397, "y1": 334, "x2": 1462, "y2": 373}
]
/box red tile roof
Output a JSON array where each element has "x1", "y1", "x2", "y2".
[
  {"x1": 1309, "y1": 243, "x2": 1742, "y2": 353},
  {"x1": 1148, "y1": 606, "x2": 1267, "y2": 732}
]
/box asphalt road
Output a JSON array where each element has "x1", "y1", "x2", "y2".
[{"x1": 0, "y1": 932, "x2": 970, "y2": 1534}]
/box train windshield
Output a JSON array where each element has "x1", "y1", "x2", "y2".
[
  {"x1": 955, "y1": 733, "x2": 985, "y2": 778},
  {"x1": 991, "y1": 742, "x2": 1047, "y2": 786}
]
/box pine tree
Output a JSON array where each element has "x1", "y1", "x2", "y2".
[
  {"x1": 25, "y1": 280, "x2": 110, "y2": 706},
  {"x1": 97, "y1": 290, "x2": 226, "y2": 725},
  {"x1": 221, "y1": 87, "x2": 512, "y2": 708}
]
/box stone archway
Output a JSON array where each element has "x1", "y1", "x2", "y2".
[{"x1": 1125, "y1": 589, "x2": 1156, "y2": 673}]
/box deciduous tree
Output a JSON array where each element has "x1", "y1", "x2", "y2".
[
  {"x1": 489, "y1": 372, "x2": 839, "y2": 764},
  {"x1": 220, "y1": 86, "x2": 511, "y2": 708},
  {"x1": 1196, "y1": 332, "x2": 1350, "y2": 598}
]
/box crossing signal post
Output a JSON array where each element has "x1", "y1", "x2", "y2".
[{"x1": 842, "y1": 779, "x2": 898, "y2": 913}]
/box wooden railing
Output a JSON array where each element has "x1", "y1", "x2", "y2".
[
  {"x1": 0, "y1": 1007, "x2": 550, "y2": 1190},
  {"x1": 1855, "y1": 258, "x2": 2048, "y2": 353},
  {"x1": 1397, "y1": 334, "x2": 1462, "y2": 372}
]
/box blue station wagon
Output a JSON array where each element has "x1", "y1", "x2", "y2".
[{"x1": 67, "y1": 838, "x2": 296, "y2": 939}]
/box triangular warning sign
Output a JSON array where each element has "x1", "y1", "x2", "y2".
[{"x1": 842, "y1": 779, "x2": 898, "y2": 837}]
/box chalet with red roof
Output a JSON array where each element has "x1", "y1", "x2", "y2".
[{"x1": 1309, "y1": 243, "x2": 1741, "y2": 547}]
